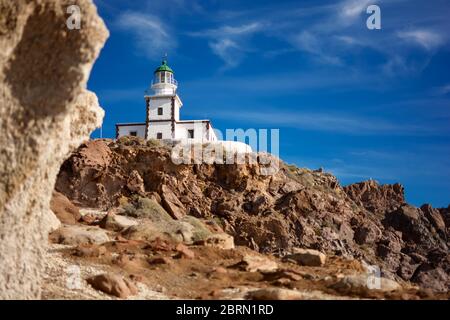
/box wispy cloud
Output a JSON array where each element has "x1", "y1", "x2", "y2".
[
  {"x1": 433, "y1": 84, "x2": 450, "y2": 96},
  {"x1": 116, "y1": 12, "x2": 176, "y2": 60},
  {"x1": 183, "y1": 69, "x2": 380, "y2": 95},
  {"x1": 290, "y1": 31, "x2": 342, "y2": 65},
  {"x1": 188, "y1": 22, "x2": 265, "y2": 70},
  {"x1": 397, "y1": 29, "x2": 444, "y2": 50},
  {"x1": 202, "y1": 109, "x2": 445, "y2": 136},
  {"x1": 208, "y1": 39, "x2": 244, "y2": 70},
  {"x1": 189, "y1": 23, "x2": 264, "y2": 38},
  {"x1": 339, "y1": 0, "x2": 377, "y2": 21}
]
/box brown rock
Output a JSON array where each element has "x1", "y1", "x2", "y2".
[
  {"x1": 247, "y1": 288, "x2": 305, "y2": 300},
  {"x1": 411, "y1": 264, "x2": 449, "y2": 293},
  {"x1": 127, "y1": 170, "x2": 145, "y2": 194},
  {"x1": 284, "y1": 248, "x2": 326, "y2": 267},
  {"x1": 197, "y1": 233, "x2": 235, "y2": 250},
  {"x1": 344, "y1": 180, "x2": 405, "y2": 215},
  {"x1": 354, "y1": 223, "x2": 381, "y2": 245},
  {"x1": 73, "y1": 244, "x2": 107, "y2": 258},
  {"x1": 263, "y1": 269, "x2": 303, "y2": 282},
  {"x1": 421, "y1": 204, "x2": 446, "y2": 236},
  {"x1": 175, "y1": 243, "x2": 195, "y2": 259},
  {"x1": 148, "y1": 256, "x2": 173, "y2": 265},
  {"x1": 50, "y1": 191, "x2": 81, "y2": 224},
  {"x1": 212, "y1": 267, "x2": 228, "y2": 274},
  {"x1": 160, "y1": 185, "x2": 186, "y2": 220},
  {"x1": 87, "y1": 273, "x2": 138, "y2": 298},
  {"x1": 236, "y1": 254, "x2": 278, "y2": 273}
]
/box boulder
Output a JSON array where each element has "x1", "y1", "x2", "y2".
[
  {"x1": 247, "y1": 288, "x2": 305, "y2": 300},
  {"x1": 87, "y1": 273, "x2": 138, "y2": 298},
  {"x1": 421, "y1": 204, "x2": 446, "y2": 236},
  {"x1": 284, "y1": 248, "x2": 326, "y2": 267},
  {"x1": 126, "y1": 170, "x2": 145, "y2": 194},
  {"x1": 120, "y1": 202, "x2": 213, "y2": 244},
  {"x1": 0, "y1": 0, "x2": 108, "y2": 299},
  {"x1": 160, "y1": 185, "x2": 186, "y2": 220},
  {"x1": 236, "y1": 254, "x2": 278, "y2": 273},
  {"x1": 99, "y1": 213, "x2": 138, "y2": 231},
  {"x1": 354, "y1": 223, "x2": 381, "y2": 245},
  {"x1": 197, "y1": 233, "x2": 235, "y2": 250},
  {"x1": 50, "y1": 191, "x2": 81, "y2": 224},
  {"x1": 175, "y1": 243, "x2": 195, "y2": 259},
  {"x1": 411, "y1": 264, "x2": 449, "y2": 293},
  {"x1": 330, "y1": 274, "x2": 400, "y2": 294},
  {"x1": 50, "y1": 225, "x2": 110, "y2": 245},
  {"x1": 121, "y1": 197, "x2": 171, "y2": 220},
  {"x1": 121, "y1": 221, "x2": 194, "y2": 244}
]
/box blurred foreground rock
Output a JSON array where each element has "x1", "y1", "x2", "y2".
[{"x1": 0, "y1": 0, "x2": 108, "y2": 298}]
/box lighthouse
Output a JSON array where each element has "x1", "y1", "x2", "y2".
[{"x1": 115, "y1": 59, "x2": 217, "y2": 142}]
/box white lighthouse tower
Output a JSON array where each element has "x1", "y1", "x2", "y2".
[{"x1": 115, "y1": 58, "x2": 217, "y2": 142}]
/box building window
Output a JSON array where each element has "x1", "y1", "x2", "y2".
[
  {"x1": 188, "y1": 129, "x2": 194, "y2": 139},
  {"x1": 129, "y1": 131, "x2": 137, "y2": 137},
  {"x1": 157, "y1": 132, "x2": 163, "y2": 139},
  {"x1": 160, "y1": 72, "x2": 165, "y2": 83},
  {"x1": 158, "y1": 107, "x2": 163, "y2": 115}
]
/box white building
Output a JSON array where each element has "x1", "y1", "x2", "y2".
[{"x1": 116, "y1": 59, "x2": 218, "y2": 143}]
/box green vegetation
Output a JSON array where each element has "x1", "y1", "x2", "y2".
[
  {"x1": 117, "y1": 135, "x2": 146, "y2": 147},
  {"x1": 146, "y1": 138, "x2": 161, "y2": 148}
]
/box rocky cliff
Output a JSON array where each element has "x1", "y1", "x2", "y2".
[{"x1": 54, "y1": 137, "x2": 449, "y2": 294}]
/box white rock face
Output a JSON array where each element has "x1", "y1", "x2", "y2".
[{"x1": 0, "y1": 0, "x2": 108, "y2": 299}]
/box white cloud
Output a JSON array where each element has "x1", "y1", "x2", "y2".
[
  {"x1": 188, "y1": 22, "x2": 264, "y2": 70},
  {"x1": 207, "y1": 109, "x2": 443, "y2": 136},
  {"x1": 290, "y1": 31, "x2": 342, "y2": 65},
  {"x1": 339, "y1": 0, "x2": 375, "y2": 20},
  {"x1": 397, "y1": 29, "x2": 444, "y2": 50},
  {"x1": 209, "y1": 39, "x2": 242, "y2": 70},
  {"x1": 116, "y1": 12, "x2": 176, "y2": 60},
  {"x1": 189, "y1": 22, "x2": 264, "y2": 38}
]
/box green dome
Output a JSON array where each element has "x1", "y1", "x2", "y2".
[{"x1": 154, "y1": 60, "x2": 174, "y2": 74}]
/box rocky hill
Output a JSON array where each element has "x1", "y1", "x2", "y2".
[{"x1": 46, "y1": 137, "x2": 449, "y2": 298}]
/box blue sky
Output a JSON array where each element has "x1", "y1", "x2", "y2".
[{"x1": 88, "y1": 0, "x2": 450, "y2": 207}]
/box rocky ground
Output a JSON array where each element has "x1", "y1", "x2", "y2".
[{"x1": 44, "y1": 137, "x2": 449, "y2": 299}]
